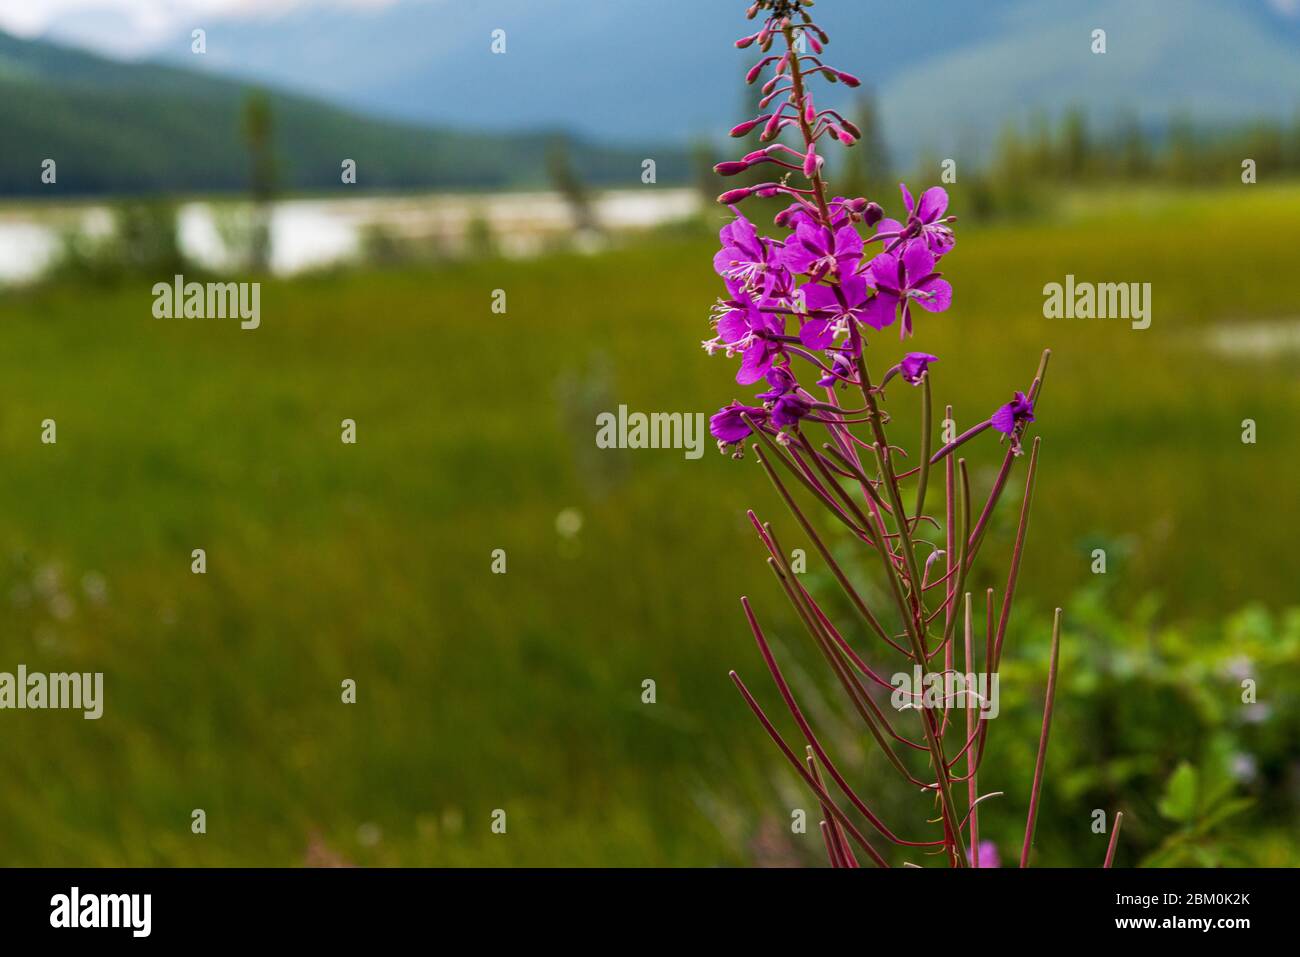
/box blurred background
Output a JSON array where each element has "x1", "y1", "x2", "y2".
[{"x1": 0, "y1": 0, "x2": 1296, "y2": 866}]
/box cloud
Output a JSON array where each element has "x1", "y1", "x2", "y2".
[{"x1": 0, "y1": 0, "x2": 402, "y2": 54}]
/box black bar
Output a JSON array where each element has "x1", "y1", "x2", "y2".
[{"x1": 0, "y1": 867, "x2": 1286, "y2": 943}]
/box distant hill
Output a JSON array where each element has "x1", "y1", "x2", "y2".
[
  {"x1": 125, "y1": 0, "x2": 1300, "y2": 164},
  {"x1": 0, "y1": 30, "x2": 687, "y2": 197}
]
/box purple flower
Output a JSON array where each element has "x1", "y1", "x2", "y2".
[
  {"x1": 710, "y1": 404, "x2": 766, "y2": 446},
  {"x1": 874, "y1": 184, "x2": 955, "y2": 258},
  {"x1": 966, "y1": 840, "x2": 1000, "y2": 868},
  {"x1": 714, "y1": 211, "x2": 787, "y2": 297},
  {"x1": 798, "y1": 274, "x2": 870, "y2": 349},
  {"x1": 775, "y1": 197, "x2": 857, "y2": 231},
  {"x1": 861, "y1": 243, "x2": 953, "y2": 337},
  {"x1": 991, "y1": 391, "x2": 1035, "y2": 435},
  {"x1": 899, "y1": 352, "x2": 938, "y2": 384},
  {"x1": 757, "y1": 365, "x2": 797, "y2": 401},
  {"x1": 781, "y1": 220, "x2": 863, "y2": 281},
  {"x1": 736, "y1": 338, "x2": 782, "y2": 385},
  {"x1": 816, "y1": 352, "x2": 855, "y2": 388},
  {"x1": 772, "y1": 393, "x2": 812, "y2": 428},
  {"x1": 706, "y1": 288, "x2": 788, "y2": 385}
]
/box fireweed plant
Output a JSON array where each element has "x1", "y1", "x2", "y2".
[{"x1": 707, "y1": 1, "x2": 1123, "y2": 868}]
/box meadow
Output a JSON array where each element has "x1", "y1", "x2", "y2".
[{"x1": 0, "y1": 183, "x2": 1296, "y2": 866}]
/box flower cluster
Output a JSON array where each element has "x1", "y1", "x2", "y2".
[
  {"x1": 711, "y1": 2, "x2": 1097, "y2": 871},
  {"x1": 705, "y1": 3, "x2": 1035, "y2": 459}
]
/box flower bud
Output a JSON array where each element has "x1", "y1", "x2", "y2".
[
  {"x1": 862, "y1": 202, "x2": 884, "y2": 227},
  {"x1": 802, "y1": 145, "x2": 820, "y2": 177},
  {"x1": 714, "y1": 161, "x2": 751, "y2": 176},
  {"x1": 772, "y1": 393, "x2": 812, "y2": 428},
  {"x1": 729, "y1": 116, "x2": 766, "y2": 137},
  {"x1": 836, "y1": 71, "x2": 862, "y2": 87},
  {"x1": 718, "y1": 187, "x2": 755, "y2": 205}
]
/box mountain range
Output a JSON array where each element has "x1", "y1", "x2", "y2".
[
  {"x1": 0, "y1": 27, "x2": 686, "y2": 197},
  {"x1": 120, "y1": 0, "x2": 1300, "y2": 162},
  {"x1": 6, "y1": 0, "x2": 1300, "y2": 197}
]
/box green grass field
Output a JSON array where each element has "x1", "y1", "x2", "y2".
[{"x1": 1, "y1": 183, "x2": 1297, "y2": 865}]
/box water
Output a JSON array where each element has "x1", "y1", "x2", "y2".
[
  {"x1": 1205, "y1": 318, "x2": 1300, "y2": 359},
  {"x1": 0, "y1": 189, "x2": 702, "y2": 285}
]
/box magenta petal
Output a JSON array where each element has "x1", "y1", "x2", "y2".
[
  {"x1": 928, "y1": 230, "x2": 956, "y2": 257},
  {"x1": 914, "y1": 277, "x2": 952, "y2": 313},
  {"x1": 900, "y1": 183, "x2": 915, "y2": 215},
  {"x1": 991, "y1": 404, "x2": 1016, "y2": 435},
  {"x1": 833, "y1": 224, "x2": 863, "y2": 260},
  {"x1": 800, "y1": 282, "x2": 837, "y2": 313},
  {"x1": 781, "y1": 242, "x2": 817, "y2": 275},
  {"x1": 799, "y1": 318, "x2": 833, "y2": 349},
  {"x1": 839, "y1": 273, "x2": 869, "y2": 306},
  {"x1": 717, "y1": 308, "x2": 751, "y2": 343},
  {"x1": 917, "y1": 186, "x2": 948, "y2": 223},
  {"x1": 867, "y1": 252, "x2": 899, "y2": 288},
  {"x1": 860, "y1": 293, "x2": 897, "y2": 330},
  {"x1": 737, "y1": 343, "x2": 773, "y2": 385},
  {"x1": 902, "y1": 243, "x2": 936, "y2": 285},
  {"x1": 874, "y1": 217, "x2": 904, "y2": 241}
]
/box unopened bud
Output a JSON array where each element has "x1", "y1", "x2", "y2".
[
  {"x1": 802, "y1": 145, "x2": 820, "y2": 177},
  {"x1": 863, "y1": 202, "x2": 884, "y2": 227},
  {"x1": 730, "y1": 116, "x2": 766, "y2": 137},
  {"x1": 714, "y1": 161, "x2": 751, "y2": 176},
  {"x1": 718, "y1": 187, "x2": 755, "y2": 205}
]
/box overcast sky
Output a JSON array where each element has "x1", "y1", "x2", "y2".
[
  {"x1": 0, "y1": 0, "x2": 401, "y2": 55},
  {"x1": 3, "y1": 0, "x2": 1296, "y2": 59}
]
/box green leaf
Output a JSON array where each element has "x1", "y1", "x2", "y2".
[
  {"x1": 1157, "y1": 762, "x2": 1198, "y2": 823},
  {"x1": 1197, "y1": 797, "x2": 1255, "y2": 833}
]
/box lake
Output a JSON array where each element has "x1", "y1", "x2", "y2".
[{"x1": 0, "y1": 188, "x2": 702, "y2": 284}]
